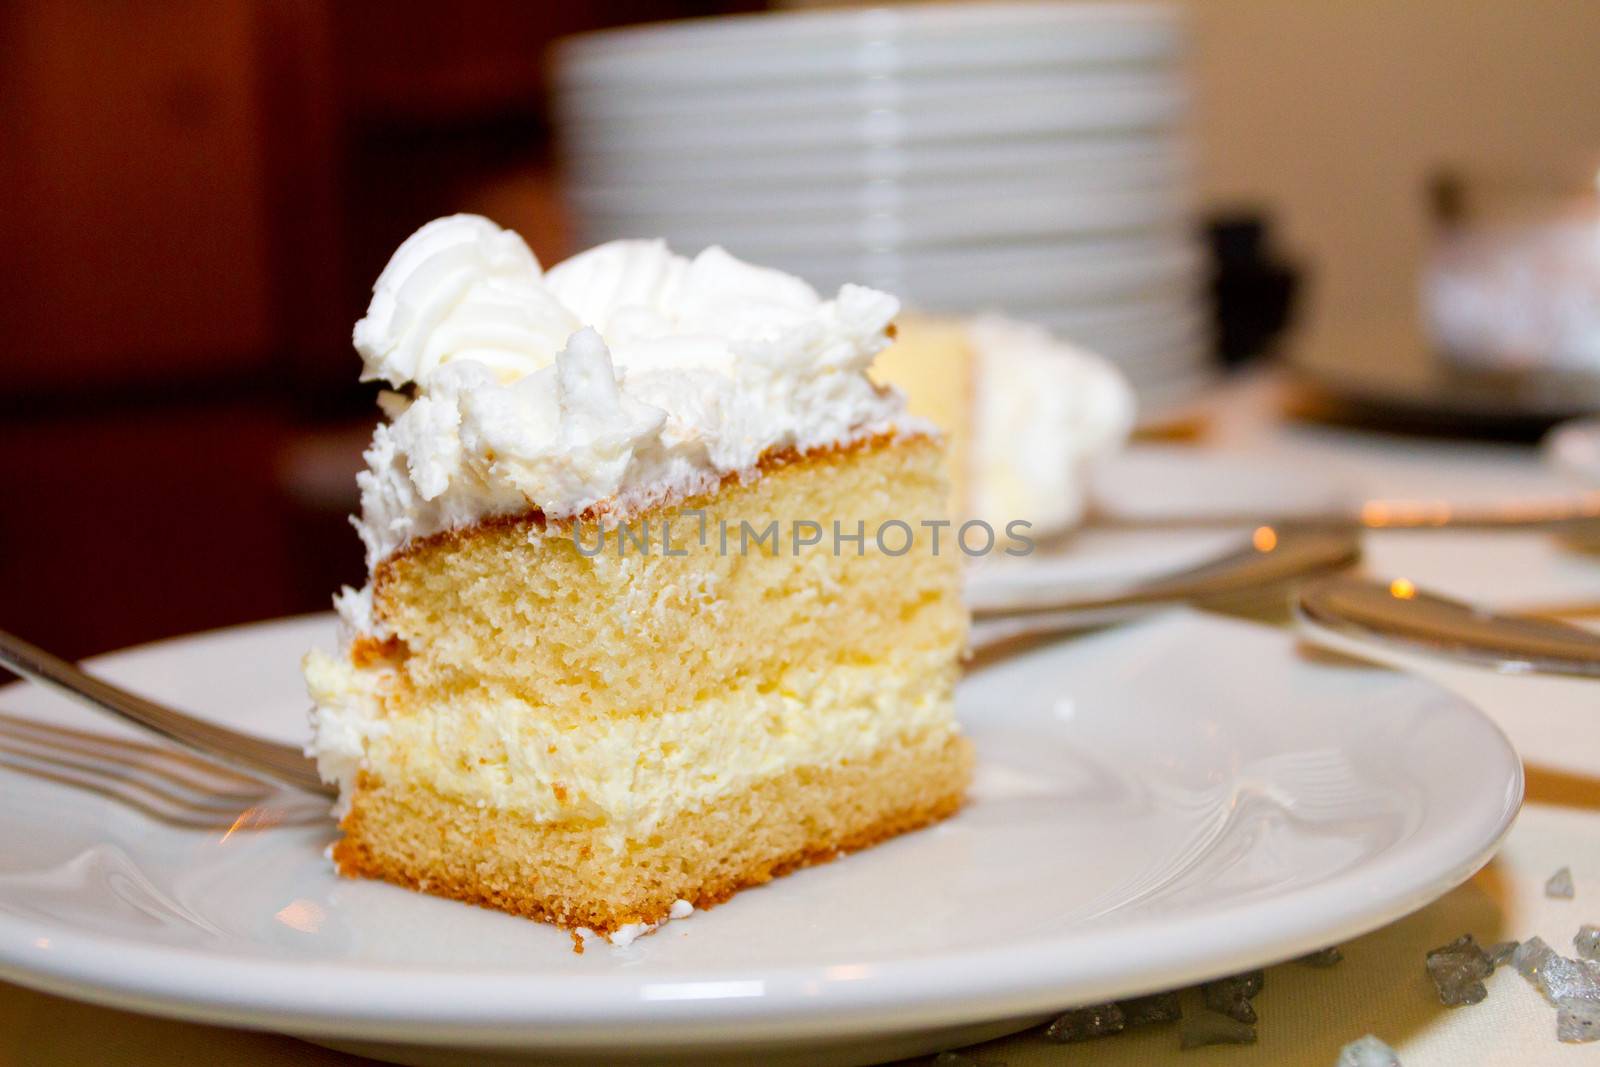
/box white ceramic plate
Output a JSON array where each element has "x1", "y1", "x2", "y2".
[
  {"x1": 562, "y1": 82, "x2": 1186, "y2": 156},
  {"x1": 0, "y1": 611, "x2": 1519, "y2": 1066},
  {"x1": 1081, "y1": 342, "x2": 1211, "y2": 387},
  {"x1": 565, "y1": 133, "x2": 1182, "y2": 187},
  {"x1": 567, "y1": 153, "x2": 1191, "y2": 218},
  {"x1": 579, "y1": 189, "x2": 1190, "y2": 256},
  {"x1": 770, "y1": 231, "x2": 1199, "y2": 296},
  {"x1": 823, "y1": 255, "x2": 1201, "y2": 313},
  {"x1": 748, "y1": 233, "x2": 1203, "y2": 313},
  {"x1": 1015, "y1": 297, "x2": 1206, "y2": 348},
  {"x1": 557, "y1": 4, "x2": 1180, "y2": 87},
  {"x1": 625, "y1": 232, "x2": 1199, "y2": 312},
  {"x1": 965, "y1": 528, "x2": 1250, "y2": 613},
  {"x1": 558, "y1": 67, "x2": 1184, "y2": 123}
]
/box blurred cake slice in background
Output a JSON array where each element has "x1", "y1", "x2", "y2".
[{"x1": 875, "y1": 313, "x2": 1136, "y2": 536}]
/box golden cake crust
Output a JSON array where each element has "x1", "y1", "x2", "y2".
[
  {"x1": 372, "y1": 428, "x2": 924, "y2": 585},
  {"x1": 333, "y1": 732, "x2": 973, "y2": 949}
]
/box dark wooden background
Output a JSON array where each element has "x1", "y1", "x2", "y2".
[{"x1": 0, "y1": 0, "x2": 751, "y2": 658}]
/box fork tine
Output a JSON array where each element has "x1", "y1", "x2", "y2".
[
  {"x1": 0, "y1": 733, "x2": 262, "y2": 816},
  {"x1": 0, "y1": 713, "x2": 268, "y2": 802},
  {"x1": 0, "y1": 629, "x2": 333, "y2": 796}
]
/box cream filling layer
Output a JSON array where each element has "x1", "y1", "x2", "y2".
[{"x1": 305, "y1": 647, "x2": 959, "y2": 836}]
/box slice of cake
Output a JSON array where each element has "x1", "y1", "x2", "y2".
[
  {"x1": 873, "y1": 313, "x2": 1136, "y2": 536},
  {"x1": 304, "y1": 215, "x2": 971, "y2": 945}
]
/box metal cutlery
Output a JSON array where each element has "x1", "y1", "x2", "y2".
[
  {"x1": 969, "y1": 526, "x2": 1359, "y2": 652},
  {"x1": 0, "y1": 630, "x2": 333, "y2": 796},
  {"x1": 1297, "y1": 573, "x2": 1600, "y2": 678}
]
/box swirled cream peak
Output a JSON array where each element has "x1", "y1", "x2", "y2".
[
  {"x1": 350, "y1": 215, "x2": 906, "y2": 568},
  {"x1": 354, "y1": 214, "x2": 579, "y2": 387}
]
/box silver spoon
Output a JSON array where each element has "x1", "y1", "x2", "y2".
[
  {"x1": 968, "y1": 527, "x2": 1359, "y2": 651},
  {"x1": 0, "y1": 527, "x2": 1359, "y2": 795},
  {"x1": 0, "y1": 630, "x2": 333, "y2": 796},
  {"x1": 1296, "y1": 574, "x2": 1600, "y2": 678}
]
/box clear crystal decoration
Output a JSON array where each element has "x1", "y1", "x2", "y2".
[
  {"x1": 1486, "y1": 940, "x2": 1519, "y2": 968},
  {"x1": 1120, "y1": 991, "x2": 1183, "y2": 1027},
  {"x1": 1558, "y1": 1004, "x2": 1600, "y2": 1043},
  {"x1": 1547, "y1": 867, "x2": 1576, "y2": 899},
  {"x1": 1534, "y1": 954, "x2": 1600, "y2": 1011},
  {"x1": 1042, "y1": 1003, "x2": 1125, "y2": 1043},
  {"x1": 1510, "y1": 934, "x2": 1600, "y2": 1043},
  {"x1": 1201, "y1": 970, "x2": 1265, "y2": 1024},
  {"x1": 1576, "y1": 925, "x2": 1600, "y2": 962},
  {"x1": 1180, "y1": 1009, "x2": 1257, "y2": 1049},
  {"x1": 932, "y1": 1053, "x2": 983, "y2": 1067},
  {"x1": 1336, "y1": 1034, "x2": 1402, "y2": 1066},
  {"x1": 1513, "y1": 936, "x2": 1557, "y2": 983},
  {"x1": 1425, "y1": 934, "x2": 1493, "y2": 1007}
]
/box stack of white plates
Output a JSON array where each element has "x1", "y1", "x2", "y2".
[{"x1": 554, "y1": 2, "x2": 1211, "y2": 405}]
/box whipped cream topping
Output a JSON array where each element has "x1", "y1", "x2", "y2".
[
  {"x1": 351, "y1": 215, "x2": 908, "y2": 569},
  {"x1": 967, "y1": 314, "x2": 1135, "y2": 532}
]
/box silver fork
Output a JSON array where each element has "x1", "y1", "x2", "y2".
[
  {"x1": 0, "y1": 713, "x2": 327, "y2": 830},
  {"x1": 968, "y1": 526, "x2": 1361, "y2": 656},
  {"x1": 0, "y1": 630, "x2": 334, "y2": 796}
]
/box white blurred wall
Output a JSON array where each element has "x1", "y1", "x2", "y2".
[{"x1": 1182, "y1": 0, "x2": 1600, "y2": 374}]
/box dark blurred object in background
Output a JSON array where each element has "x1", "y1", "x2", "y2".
[
  {"x1": 1205, "y1": 210, "x2": 1301, "y2": 368},
  {"x1": 1426, "y1": 168, "x2": 1469, "y2": 228},
  {"x1": 0, "y1": 0, "x2": 749, "y2": 658}
]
